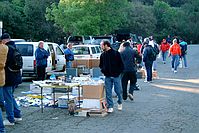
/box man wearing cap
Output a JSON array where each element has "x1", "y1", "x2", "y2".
[
  {"x1": 1, "y1": 33, "x2": 22, "y2": 126},
  {"x1": 0, "y1": 38, "x2": 8, "y2": 132}
]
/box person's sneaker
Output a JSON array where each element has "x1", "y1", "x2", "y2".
[
  {"x1": 117, "y1": 104, "x2": 122, "y2": 111},
  {"x1": 163, "y1": 61, "x2": 166, "y2": 64},
  {"x1": 128, "y1": 94, "x2": 134, "y2": 101},
  {"x1": 172, "y1": 68, "x2": 174, "y2": 71},
  {"x1": 14, "y1": 117, "x2": 22, "y2": 122},
  {"x1": 107, "y1": 108, "x2": 114, "y2": 113},
  {"x1": 3, "y1": 119, "x2": 15, "y2": 126},
  {"x1": 174, "y1": 70, "x2": 177, "y2": 73}
]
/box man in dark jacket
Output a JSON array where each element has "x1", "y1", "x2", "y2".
[
  {"x1": 35, "y1": 41, "x2": 50, "y2": 80},
  {"x1": 1, "y1": 33, "x2": 22, "y2": 126},
  {"x1": 120, "y1": 42, "x2": 140, "y2": 101},
  {"x1": 143, "y1": 40, "x2": 154, "y2": 82},
  {"x1": 99, "y1": 40, "x2": 124, "y2": 113}
]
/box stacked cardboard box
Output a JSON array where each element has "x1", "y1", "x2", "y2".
[
  {"x1": 82, "y1": 84, "x2": 106, "y2": 111},
  {"x1": 72, "y1": 58, "x2": 100, "y2": 68}
]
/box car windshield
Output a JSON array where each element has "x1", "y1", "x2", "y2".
[
  {"x1": 15, "y1": 44, "x2": 33, "y2": 56},
  {"x1": 68, "y1": 36, "x2": 83, "y2": 42},
  {"x1": 72, "y1": 47, "x2": 90, "y2": 55},
  {"x1": 92, "y1": 37, "x2": 112, "y2": 45}
]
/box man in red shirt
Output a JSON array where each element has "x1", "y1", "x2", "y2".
[{"x1": 160, "y1": 39, "x2": 170, "y2": 64}]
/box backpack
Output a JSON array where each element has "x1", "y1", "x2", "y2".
[
  {"x1": 153, "y1": 44, "x2": 160, "y2": 55},
  {"x1": 8, "y1": 45, "x2": 23, "y2": 72},
  {"x1": 180, "y1": 45, "x2": 187, "y2": 55},
  {"x1": 149, "y1": 46, "x2": 157, "y2": 61}
]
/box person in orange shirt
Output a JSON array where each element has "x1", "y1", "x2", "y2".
[
  {"x1": 169, "y1": 39, "x2": 181, "y2": 73},
  {"x1": 160, "y1": 39, "x2": 170, "y2": 64}
]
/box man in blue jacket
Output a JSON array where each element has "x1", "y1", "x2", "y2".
[
  {"x1": 35, "y1": 41, "x2": 50, "y2": 80},
  {"x1": 1, "y1": 33, "x2": 22, "y2": 126},
  {"x1": 64, "y1": 43, "x2": 74, "y2": 68},
  {"x1": 120, "y1": 42, "x2": 140, "y2": 101}
]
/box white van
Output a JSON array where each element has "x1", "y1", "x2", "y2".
[
  {"x1": 15, "y1": 42, "x2": 65, "y2": 77},
  {"x1": 72, "y1": 44, "x2": 102, "y2": 59}
]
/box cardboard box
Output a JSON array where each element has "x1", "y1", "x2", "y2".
[
  {"x1": 72, "y1": 58, "x2": 100, "y2": 68},
  {"x1": 51, "y1": 93, "x2": 68, "y2": 101},
  {"x1": 30, "y1": 84, "x2": 52, "y2": 94},
  {"x1": 82, "y1": 84, "x2": 104, "y2": 99},
  {"x1": 137, "y1": 69, "x2": 146, "y2": 79},
  {"x1": 58, "y1": 95, "x2": 76, "y2": 108},
  {"x1": 82, "y1": 98, "x2": 105, "y2": 109},
  {"x1": 152, "y1": 71, "x2": 159, "y2": 79}
]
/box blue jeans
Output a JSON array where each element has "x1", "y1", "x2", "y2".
[
  {"x1": 3, "y1": 86, "x2": 21, "y2": 123},
  {"x1": 171, "y1": 55, "x2": 180, "y2": 71},
  {"x1": 105, "y1": 76, "x2": 122, "y2": 108},
  {"x1": 162, "y1": 51, "x2": 168, "y2": 61},
  {"x1": 0, "y1": 87, "x2": 5, "y2": 133},
  {"x1": 145, "y1": 62, "x2": 153, "y2": 81},
  {"x1": 66, "y1": 61, "x2": 72, "y2": 68},
  {"x1": 181, "y1": 55, "x2": 187, "y2": 67}
]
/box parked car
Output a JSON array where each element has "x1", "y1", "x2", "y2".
[
  {"x1": 92, "y1": 35, "x2": 119, "y2": 50},
  {"x1": 72, "y1": 44, "x2": 102, "y2": 59},
  {"x1": 15, "y1": 42, "x2": 65, "y2": 77},
  {"x1": 11, "y1": 39, "x2": 26, "y2": 43},
  {"x1": 67, "y1": 35, "x2": 92, "y2": 45}
]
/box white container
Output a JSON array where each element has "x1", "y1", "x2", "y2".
[{"x1": 30, "y1": 84, "x2": 52, "y2": 94}]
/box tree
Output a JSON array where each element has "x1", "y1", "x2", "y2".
[
  {"x1": 123, "y1": 2, "x2": 157, "y2": 37},
  {"x1": 153, "y1": 0, "x2": 179, "y2": 41},
  {"x1": 46, "y1": 0, "x2": 129, "y2": 35},
  {"x1": 176, "y1": 0, "x2": 199, "y2": 43},
  {"x1": 24, "y1": 0, "x2": 63, "y2": 41}
]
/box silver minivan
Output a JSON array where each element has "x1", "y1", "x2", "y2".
[{"x1": 15, "y1": 42, "x2": 65, "y2": 77}]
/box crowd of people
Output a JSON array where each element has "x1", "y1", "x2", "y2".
[
  {"x1": 99, "y1": 35, "x2": 188, "y2": 113},
  {"x1": 0, "y1": 32, "x2": 188, "y2": 132}
]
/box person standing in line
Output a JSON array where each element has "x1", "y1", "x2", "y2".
[
  {"x1": 149, "y1": 36, "x2": 159, "y2": 71},
  {"x1": 160, "y1": 39, "x2": 170, "y2": 64},
  {"x1": 179, "y1": 39, "x2": 188, "y2": 68},
  {"x1": 64, "y1": 43, "x2": 74, "y2": 68},
  {"x1": 143, "y1": 39, "x2": 155, "y2": 83},
  {"x1": 35, "y1": 41, "x2": 50, "y2": 80},
  {"x1": 166, "y1": 35, "x2": 172, "y2": 45},
  {"x1": 169, "y1": 39, "x2": 181, "y2": 73},
  {"x1": 99, "y1": 40, "x2": 124, "y2": 113},
  {"x1": 0, "y1": 38, "x2": 8, "y2": 132},
  {"x1": 120, "y1": 42, "x2": 140, "y2": 101},
  {"x1": 1, "y1": 33, "x2": 22, "y2": 126}
]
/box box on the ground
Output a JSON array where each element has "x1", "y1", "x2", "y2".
[
  {"x1": 30, "y1": 84, "x2": 52, "y2": 94},
  {"x1": 152, "y1": 71, "x2": 159, "y2": 79},
  {"x1": 58, "y1": 95, "x2": 76, "y2": 108},
  {"x1": 82, "y1": 98, "x2": 106, "y2": 110},
  {"x1": 51, "y1": 93, "x2": 68, "y2": 101},
  {"x1": 137, "y1": 69, "x2": 146, "y2": 79},
  {"x1": 82, "y1": 84, "x2": 104, "y2": 99}
]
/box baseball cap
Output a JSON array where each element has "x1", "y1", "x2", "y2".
[{"x1": 0, "y1": 33, "x2": 11, "y2": 40}]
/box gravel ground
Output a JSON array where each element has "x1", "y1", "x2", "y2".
[{"x1": 3, "y1": 45, "x2": 199, "y2": 133}]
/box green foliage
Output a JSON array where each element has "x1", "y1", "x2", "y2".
[
  {"x1": 123, "y1": 2, "x2": 157, "y2": 37},
  {"x1": 46, "y1": 0, "x2": 129, "y2": 35},
  {"x1": 0, "y1": 0, "x2": 198, "y2": 43}
]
